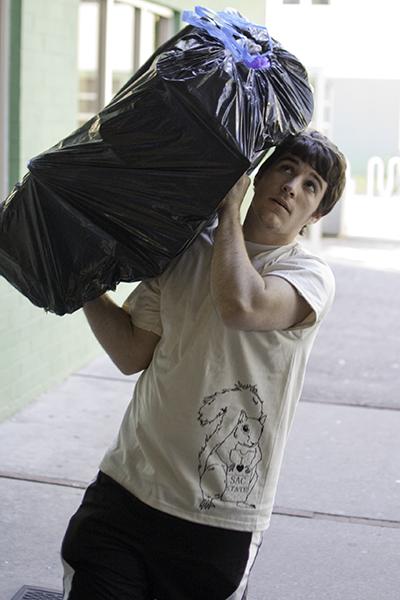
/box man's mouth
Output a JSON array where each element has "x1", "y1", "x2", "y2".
[{"x1": 271, "y1": 197, "x2": 291, "y2": 213}]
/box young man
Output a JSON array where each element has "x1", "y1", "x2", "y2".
[{"x1": 61, "y1": 129, "x2": 346, "y2": 600}]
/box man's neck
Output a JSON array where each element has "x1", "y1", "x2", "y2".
[{"x1": 242, "y1": 219, "x2": 296, "y2": 247}]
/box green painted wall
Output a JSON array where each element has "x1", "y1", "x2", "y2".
[
  {"x1": 19, "y1": 0, "x2": 79, "y2": 174},
  {"x1": 8, "y1": 0, "x2": 22, "y2": 189},
  {"x1": 0, "y1": 0, "x2": 102, "y2": 422}
]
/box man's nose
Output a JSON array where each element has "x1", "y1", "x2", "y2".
[{"x1": 281, "y1": 180, "x2": 296, "y2": 197}]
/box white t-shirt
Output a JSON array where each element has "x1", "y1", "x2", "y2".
[{"x1": 100, "y1": 226, "x2": 335, "y2": 532}]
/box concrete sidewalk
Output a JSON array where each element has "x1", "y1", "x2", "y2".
[{"x1": 1, "y1": 238, "x2": 400, "y2": 600}]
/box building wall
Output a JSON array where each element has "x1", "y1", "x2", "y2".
[
  {"x1": 18, "y1": 0, "x2": 79, "y2": 174},
  {"x1": 0, "y1": 0, "x2": 103, "y2": 422},
  {"x1": 332, "y1": 79, "x2": 400, "y2": 176},
  {"x1": 0, "y1": 0, "x2": 10, "y2": 198},
  {"x1": 7, "y1": 0, "x2": 21, "y2": 189}
]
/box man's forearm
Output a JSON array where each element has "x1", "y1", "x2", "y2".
[
  {"x1": 211, "y1": 203, "x2": 265, "y2": 328},
  {"x1": 83, "y1": 294, "x2": 139, "y2": 374}
]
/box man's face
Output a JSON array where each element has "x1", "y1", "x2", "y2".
[{"x1": 245, "y1": 154, "x2": 328, "y2": 245}]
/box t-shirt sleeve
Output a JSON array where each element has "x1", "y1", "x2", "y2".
[
  {"x1": 122, "y1": 278, "x2": 162, "y2": 337},
  {"x1": 261, "y1": 251, "x2": 335, "y2": 330}
]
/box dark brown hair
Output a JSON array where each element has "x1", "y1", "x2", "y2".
[{"x1": 255, "y1": 129, "x2": 347, "y2": 217}]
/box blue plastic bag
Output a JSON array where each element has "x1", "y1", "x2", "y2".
[{"x1": 183, "y1": 6, "x2": 274, "y2": 69}]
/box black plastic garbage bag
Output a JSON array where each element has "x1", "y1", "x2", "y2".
[{"x1": 0, "y1": 6, "x2": 313, "y2": 315}]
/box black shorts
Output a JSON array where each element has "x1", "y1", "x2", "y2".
[{"x1": 61, "y1": 472, "x2": 262, "y2": 600}]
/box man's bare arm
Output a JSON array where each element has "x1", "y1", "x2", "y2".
[
  {"x1": 83, "y1": 294, "x2": 160, "y2": 375},
  {"x1": 211, "y1": 176, "x2": 312, "y2": 331}
]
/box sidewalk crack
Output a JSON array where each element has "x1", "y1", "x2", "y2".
[
  {"x1": 273, "y1": 505, "x2": 400, "y2": 529},
  {"x1": 1, "y1": 471, "x2": 399, "y2": 529}
]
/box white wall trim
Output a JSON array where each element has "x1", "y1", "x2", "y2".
[
  {"x1": 0, "y1": 0, "x2": 10, "y2": 198},
  {"x1": 118, "y1": 0, "x2": 173, "y2": 19},
  {"x1": 98, "y1": 0, "x2": 114, "y2": 107}
]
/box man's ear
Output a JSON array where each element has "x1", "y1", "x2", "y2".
[{"x1": 307, "y1": 211, "x2": 323, "y2": 226}]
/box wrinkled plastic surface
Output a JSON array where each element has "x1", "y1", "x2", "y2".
[{"x1": 0, "y1": 6, "x2": 313, "y2": 315}]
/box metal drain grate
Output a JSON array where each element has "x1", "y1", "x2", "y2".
[{"x1": 11, "y1": 585, "x2": 63, "y2": 600}]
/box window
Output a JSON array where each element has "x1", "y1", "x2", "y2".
[
  {"x1": 312, "y1": 0, "x2": 330, "y2": 4},
  {"x1": 282, "y1": 0, "x2": 300, "y2": 4},
  {"x1": 78, "y1": 0, "x2": 175, "y2": 126}
]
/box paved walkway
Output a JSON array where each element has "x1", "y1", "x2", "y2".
[{"x1": 1, "y1": 237, "x2": 400, "y2": 599}]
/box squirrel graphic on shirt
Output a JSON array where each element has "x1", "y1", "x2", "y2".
[{"x1": 198, "y1": 381, "x2": 267, "y2": 510}]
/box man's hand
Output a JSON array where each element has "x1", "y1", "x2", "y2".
[{"x1": 218, "y1": 174, "x2": 251, "y2": 214}]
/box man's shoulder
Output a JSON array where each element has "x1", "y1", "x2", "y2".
[
  {"x1": 274, "y1": 242, "x2": 333, "y2": 275},
  {"x1": 249, "y1": 240, "x2": 330, "y2": 271},
  {"x1": 259, "y1": 242, "x2": 336, "y2": 312}
]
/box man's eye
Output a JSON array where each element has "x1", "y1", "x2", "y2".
[
  {"x1": 305, "y1": 181, "x2": 316, "y2": 192},
  {"x1": 280, "y1": 164, "x2": 292, "y2": 173}
]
